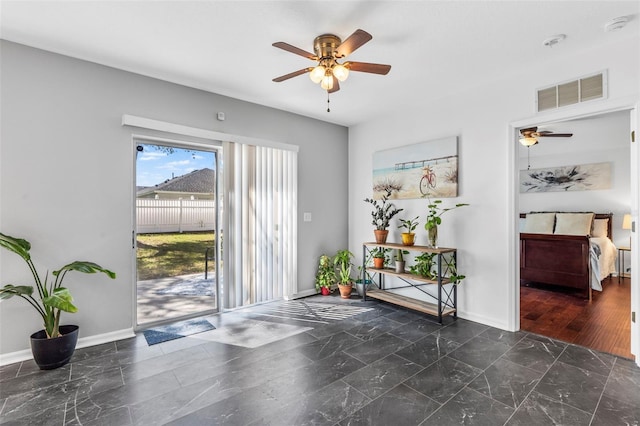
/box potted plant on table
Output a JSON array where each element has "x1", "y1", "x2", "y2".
[
  {"x1": 424, "y1": 199, "x2": 469, "y2": 248},
  {"x1": 394, "y1": 249, "x2": 409, "y2": 273},
  {"x1": 315, "y1": 254, "x2": 335, "y2": 296},
  {"x1": 409, "y1": 252, "x2": 437, "y2": 279},
  {"x1": 371, "y1": 247, "x2": 390, "y2": 269},
  {"x1": 0, "y1": 232, "x2": 116, "y2": 370},
  {"x1": 364, "y1": 192, "x2": 403, "y2": 243},
  {"x1": 398, "y1": 216, "x2": 419, "y2": 246},
  {"x1": 334, "y1": 249, "x2": 355, "y2": 299}
]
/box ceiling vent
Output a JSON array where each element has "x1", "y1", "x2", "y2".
[{"x1": 536, "y1": 71, "x2": 607, "y2": 112}]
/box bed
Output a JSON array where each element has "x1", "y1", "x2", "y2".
[{"x1": 520, "y1": 212, "x2": 617, "y2": 300}]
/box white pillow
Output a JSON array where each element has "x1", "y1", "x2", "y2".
[
  {"x1": 592, "y1": 218, "x2": 608, "y2": 238},
  {"x1": 554, "y1": 213, "x2": 594, "y2": 236},
  {"x1": 523, "y1": 213, "x2": 555, "y2": 234}
]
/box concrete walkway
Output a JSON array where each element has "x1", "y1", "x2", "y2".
[{"x1": 136, "y1": 273, "x2": 218, "y2": 325}]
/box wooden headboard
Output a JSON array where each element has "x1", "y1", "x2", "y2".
[{"x1": 519, "y1": 212, "x2": 613, "y2": 240}]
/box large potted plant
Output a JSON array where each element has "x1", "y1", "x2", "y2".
[
  {"x1": 424, "y1": 199, "x2": 469, "y2": 248},
  {"x1": 0, "y1": 232, "x2": 116, "y2": 370},
  {"x1": 334, "y1": 249, "x2": 354, "y2": 299},
  {"x1": 315, "y1": 254, "x2": 335, "y2": 295},
  {"x1": 364, "y1": 193, "x2": 403, "y2": 243}
]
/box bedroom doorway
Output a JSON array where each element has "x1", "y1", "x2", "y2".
[
  {"x1": 134, "y1": 140, "x2": 220, "y2": 327},
  {"x1": 512, "y1": 106, "x2": 638, "y2": 361}
]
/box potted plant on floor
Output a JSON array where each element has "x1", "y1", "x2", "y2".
[
  {"x1": 315, "y1": 254, "x2": 335, "y2": 295},
  {"x1": 424, "y1": 199, "x2": 469, "y2": 248},
  {"x1": 364, "y1": 192, "x2": 403, "y2": 243},
  {"x1": 354, "y1": 265, "x2": 372, "y2": 297},
  {"x1": 334, "y1": 249, "x2": 355, "y2": 299},
  {"x1": 398, "y1": 216, "x2": 419, "y2": 246},
  {"x1": 0, "y1": 232, "x2": 116, "y2": 370}
]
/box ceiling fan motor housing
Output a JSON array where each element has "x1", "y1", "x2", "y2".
[{"x1": 314, "y1": 34, "x2": 341, "y2": 61}]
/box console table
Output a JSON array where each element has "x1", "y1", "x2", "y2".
[{"x1": 362, "y1": 242, "x2": 458, "y2": 324}]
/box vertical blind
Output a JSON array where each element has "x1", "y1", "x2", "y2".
[{"x1": 222, "y1": 142, "x2": 298, "y2": 309}]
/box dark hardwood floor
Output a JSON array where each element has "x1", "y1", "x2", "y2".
[{"x1": 520, "y1": 276, "x2": 633, "y2": 360}]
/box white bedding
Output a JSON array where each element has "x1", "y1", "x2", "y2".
[{"x1": 590, "y1": 237, "x2": 617, "y2": 291}]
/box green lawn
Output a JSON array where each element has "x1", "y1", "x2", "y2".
[{"x1": 136, "y1": 232, "x2": 215, "y2": 280}]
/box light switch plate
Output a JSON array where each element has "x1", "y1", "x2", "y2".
[{"x1": 303, "y1": 212, "x2": 312, "y2": 222}]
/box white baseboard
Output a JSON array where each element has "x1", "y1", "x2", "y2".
[
  {"x1": 287, "y1": 288, "x2": 318, "y2": 299},
  {"x1": 457, "y1": 310, "x2": 513, "y2": 331},
  {"x1": 0, "y1": 327, "x2": 135, "y2": 367}
]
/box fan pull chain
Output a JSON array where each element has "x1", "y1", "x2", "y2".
[
  {"x1": 527, "y1": 146, "x2": 531, "y2": 170},
  {"x1": 326, "y1": 92, "x2": 330, "y2": 112}
]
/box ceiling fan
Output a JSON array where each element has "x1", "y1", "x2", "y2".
[
  {"x1": 272, "y1": 29, "x2": 391, "y2": 96},
  {"x1": 519, "y1": 127, "x2": 573, "y2": 146}
]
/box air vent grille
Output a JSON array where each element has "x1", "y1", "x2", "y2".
[{"x1": 536, "y1": 71, "x2": 607, "y2": 112}]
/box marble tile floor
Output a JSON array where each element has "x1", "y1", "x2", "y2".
[{"x1": 1, "y1": 294, "x2": 639, "y2": 425}]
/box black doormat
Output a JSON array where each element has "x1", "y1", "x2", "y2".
[{"x1": 143, "y1": 318, "x2": 215, "y2": 345}]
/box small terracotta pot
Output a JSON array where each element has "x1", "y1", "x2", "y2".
[
  {"x1": 374, "y1": 230, "x2": 388, "y2": 244},
  {"x1": 338, "y1": 283, "x2": 353, "y2": 299},
  {"x1": 373, "y1": 257, "x2": 385, "y2": 269}
]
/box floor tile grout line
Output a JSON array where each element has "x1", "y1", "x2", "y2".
[
  {"x1": 500, "y1": 343, "x2": 568, "y2": 426},
  {"x1": 501, "y1": 342, "x2": 596, "y2": 425},
  {"x1": 588, "y1": 355, "x2": 619, "y2": 425}
]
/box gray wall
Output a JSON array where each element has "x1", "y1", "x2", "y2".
[{"x1": 0, "y1": 40, "x2": 348, "y2": 355}]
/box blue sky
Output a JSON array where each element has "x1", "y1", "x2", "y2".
[{"x1": 136, "y1": 144, "x2": 216, "y2": 187}]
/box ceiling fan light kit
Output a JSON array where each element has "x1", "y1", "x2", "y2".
[
  {"x1": 272, "y1": 29, "x2": 391, "y2": 111},
  {"x1": 519, "y1": 136, "x2": 538, "y2": 147}
]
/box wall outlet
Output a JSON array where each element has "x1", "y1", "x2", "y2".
[{"x1": 303, "y1": 212, "x2": 312, "y2": 222}]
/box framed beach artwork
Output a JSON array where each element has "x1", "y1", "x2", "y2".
[
  {"x1": 372, "y1": 136, "x2": 458, "y2": 200},
  {"x1": 520, "y1": 162, "x2": 611, "y2": 193}
]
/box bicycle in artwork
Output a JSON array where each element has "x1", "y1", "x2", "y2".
[{"x1": 419, "y1": 165, "x2": 437, "y2": 195}]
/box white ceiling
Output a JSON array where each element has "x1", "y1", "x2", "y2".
[{"x1": 1, "y1": 1, "x2": 638, "y2": 127}]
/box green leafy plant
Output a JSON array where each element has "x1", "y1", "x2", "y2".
[
  {"x1": 409, "y1": 252, "x2": 437, "y2": 279},
  {"x1": 395, "y1": 249, "x2": 409, "y2": 262},
  {"x1": 398, "y1": 216, "x2": 419, "y2": 233},
  {"x1": 445, "y1": 258, "x2": 466, "y2": 285},
  {"x1": 424, "y1": 199, "x2": 469, "y2": 230},
  {"x1": 364, "y1": 194, "x2": 404, "y2": 231},
  {"x1": 0, "y1": 232, "x2": 116, "y2": 339},
  {"x1": 315, "y1": 254, "x2": 336, "y2": 292},
  {"x1": 333, "y1": 249, "x2": 355, "y2": 285},
  {"x1": 371, "y1": 247, "x2": 390, "y2": 260}
]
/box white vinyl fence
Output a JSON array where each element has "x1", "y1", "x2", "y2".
[{"x1": 136, "y1": 199, "x2": 216, "y2": 233}]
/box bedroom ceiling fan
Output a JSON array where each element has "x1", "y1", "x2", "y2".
[
  {"x1": 272, "y1": 29, "x2": 391, "y2": 111},
  {"x1": 520, "y1": 126, "x2": 573, "y2": 170},
  {"x1": 519, "y1": 127, "x2": 573, "y2": 146}
]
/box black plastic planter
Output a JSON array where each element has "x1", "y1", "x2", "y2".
[{"x1": 30, "y1": 325, "x2": 79, "y2": 370}]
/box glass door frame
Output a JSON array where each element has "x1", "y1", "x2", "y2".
[{"x1": 132, "y1": 135, "x2": 222, "y2": 330}]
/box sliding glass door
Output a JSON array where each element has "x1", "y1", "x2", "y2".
[{"x1": 134, "y1": 140, "x2": 220, "y2": 326}]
